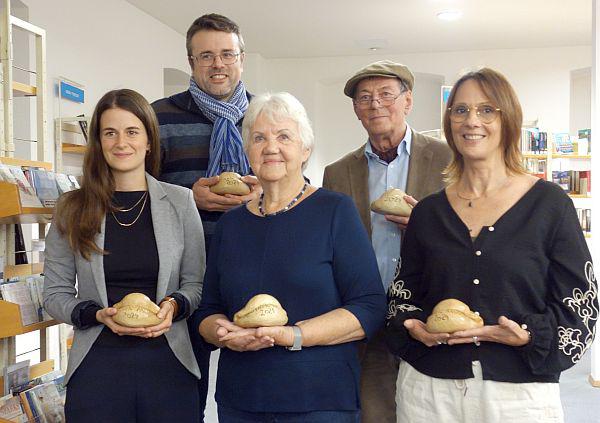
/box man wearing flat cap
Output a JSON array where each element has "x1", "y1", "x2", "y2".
[{"x1": 323, "y1": 60, "x2": 451, "y2": 423}]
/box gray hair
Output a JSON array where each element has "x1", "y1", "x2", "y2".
[{"x1": 242, "y1": 92, "x2": 314, "y2": 168}]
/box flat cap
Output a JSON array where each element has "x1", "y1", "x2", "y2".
[{"x1": 344, "y1": 60, "x2": 414, "y2": 98}]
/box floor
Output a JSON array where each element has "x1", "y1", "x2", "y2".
[{"x1": 204, "y1": 350, "x2": 600, "y2": 422}]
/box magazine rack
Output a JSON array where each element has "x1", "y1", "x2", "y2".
[{"x1": 0, "y1": 181, "x2": 53, "y2": 224}]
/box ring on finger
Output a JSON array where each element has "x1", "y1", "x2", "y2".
[
  {"x1": 473, "y1": 336, "x2": 480, "y2": 347},
  {"x1": 436, "y1": 340, "x2": 442, "y2": 345}
]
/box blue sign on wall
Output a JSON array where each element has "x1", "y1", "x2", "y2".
[{"x1": 60, "y1": 81, "x2": 84, "y2": 103}]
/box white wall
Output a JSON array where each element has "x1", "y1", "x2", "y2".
[
  {"x1": 258, "y1": 46, "x2": 591, "y2": 184},
  {"x1": 25, "y1": 0, "x2": 190, "y2": 166}
]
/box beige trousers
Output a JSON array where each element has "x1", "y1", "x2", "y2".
[{"x1": 396, "y1": 360, "x2": 564, "y2": 423}]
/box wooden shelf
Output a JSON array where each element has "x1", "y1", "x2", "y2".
[
  {"x1": 0, "y1": 359, "x2": 55, "y2": 390},
  {"x1": 0, "y1": 157, "x2": 52, "y2": 170},
  {"x1": 12, "y1": 81, "x2": 36, "y2": 97},
  {"x1": 0, "y1": 300, "x2": 57, "y2": 339},
  {"x1": 522, "y1": 153, "x2": 548, "y2": 158},
  {"x1": 61, "y1": 121, "x2": 82, "y2": 134},
  {"x1": 569, "y1": 194, "x2": 591, "y2": 199},
  {"x1": 3, "y1": 263, "x2": 44, "y2": 279},
  {"x1": 552, "y1": 154, "x2": 592, "y2": 159},
  {"x1": 0, "y1": 181, "x2": 52, "y2": 224},
  {"x1": 584, "y1": 233, "x2": 592, "y2": 239},
  {"x1": 61, "y1": 143, "x2": 86, "y2": 154}
]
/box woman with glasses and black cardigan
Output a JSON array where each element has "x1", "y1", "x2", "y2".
[{"x1": 385, "y1": 68, "x2": 597, "y2": 422}]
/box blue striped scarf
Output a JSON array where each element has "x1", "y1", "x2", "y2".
[{"x1": 189, "y1": 78, "x2": 250, "y2": 177}]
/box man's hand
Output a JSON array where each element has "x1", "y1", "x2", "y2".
[
  {"x1": 384, "y1": 195, "x2": 418, "y2": 230},
  {"x1": 192, "y1": 176, "x2": 244, "y2": 212}
]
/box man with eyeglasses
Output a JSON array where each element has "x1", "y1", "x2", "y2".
[
  {"x1": 152, "y1": 13, "x2": 258, "y2": 422},
  {"x1": 323, "y1": 60, "x2": 451, "y2": 423}
]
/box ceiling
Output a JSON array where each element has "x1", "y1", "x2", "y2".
[{"x1": 126, "y1": 0, "x2": 592, "y2": 59}]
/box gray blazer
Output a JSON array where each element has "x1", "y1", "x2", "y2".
[{"x1": 43, "y1": 174, "x2": 205, "y2": 383}]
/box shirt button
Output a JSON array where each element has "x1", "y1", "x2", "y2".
[
  {"x1": 488, "y1": 226, "x2": 495, "y2": 232},
  {"x1": 475, "y1": 250, "x2": 482, "y2": 256},
  {"x1": 473, "y1": 279, "x2": 480, "y2": 285},
  {"x1": 392, "y1": 258, "x2": 398, "y2": 262}
]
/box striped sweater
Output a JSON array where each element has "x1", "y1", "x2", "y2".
[{"x1": 151, "y1": 89, "x2": 250, "y2": 250}]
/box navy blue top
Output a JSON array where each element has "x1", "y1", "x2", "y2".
[{"x1": 197, "y1": 188, "x2": 386, "y2": 413}]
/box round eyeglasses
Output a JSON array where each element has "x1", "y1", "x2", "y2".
[
  {"x1": 190, "y1": 52, "x2": 241, "y2": 67},
  {"x1": 448, "y1": 104, "x2": 501, "y2": 124}
]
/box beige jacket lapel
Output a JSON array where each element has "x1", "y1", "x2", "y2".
[
  {"x1": 406, "y1": 130, "x2": 435, "y2": 201},
  {"x1": 349, "y1": 145, "x2": 372, "y2": 236}
]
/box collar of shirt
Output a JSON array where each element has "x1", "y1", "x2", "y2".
[{"x1": 364, "y1": 124, "x2": 412, "y2": 164}]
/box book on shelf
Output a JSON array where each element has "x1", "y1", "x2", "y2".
[
  {"x1": 2, "y1": 361, "x2": 30, "y2": 397},
  {"x1": 553, "y1": 132, "x2": 573, "y2": 154},
  {"x1": 551, "y1": 170, "x2": 591, "y2": 195},
  {"x1": 0, "y1": 394, "x2": 28, "y2": 422},
  {"x1": 578, "y1": 128, "x2": 591, "y2": 154},
  {"x1": 9, "y1": 369, "x2": 65, "y2": 423},
  {"x1": 523, "y1": 157, "x2": 547, "y2": 179},
  {"x1": 0, "y1": 280, "x2": 39, "y2": 326},
  {"x1": 520, "y1": 128, "x2": 548, "y2": 153},
  {"x1": 29, "y1": 169, "x2": 59, "y2": 208},
  {"x1": 0, "y1": 273, "x2": 48, "y2": 326},
  {"x1": 1, "y1": 165, "x2": 43, "y2": 208},
  {"x1": 576, "y1": 208, "x2": 592, "y2": 234},
  {"x1": 19, "y1": 379, "x2": 65, "y2": 423},
  {"x1": 76, "y1": 114, "x2": 89, "y2": 143}
]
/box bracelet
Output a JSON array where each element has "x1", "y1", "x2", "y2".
[{"x1": 161, "y1": 296, "x2": 179, "y2": 317}]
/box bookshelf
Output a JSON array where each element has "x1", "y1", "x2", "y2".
[
  {"x1": 521, "y1": 129, "x2": 592, "y2": 239},
  {"x1": 1, "y1": 0, "x2": 55, "y2": 385}
]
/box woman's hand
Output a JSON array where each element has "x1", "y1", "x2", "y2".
[
  {"x1": 447, "y1": 316, "x2": 530, "y2": 347},
  {"x1": 142, "y1": 301, "x2": 175, "y2": 338},
  {"x1": 404, "y1": 319, "x2": 450, "y2": 347},
  {"x1": 95, "y1": 307, "x2": 150, "y2": 337},
  {"x1": 215, "y1": 318, "x2": 275, "y2": 352},
  {"x1": 255, "y1": 325, "x2": 295, "y2": 347}
]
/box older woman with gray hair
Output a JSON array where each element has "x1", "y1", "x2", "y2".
[{"x1": 197, "y1": 92, "x2": 386, "y2": 422}]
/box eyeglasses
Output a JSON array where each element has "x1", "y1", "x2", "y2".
[
  {"x1": 353, "y1": 92, "x2": 404, "y2": 109},
  {"x1": 448, "y1": 104, "x2": 501, "y2": 124},
  {"x1": 190, "y1": 51, "x2": 241, "y2": 67}
]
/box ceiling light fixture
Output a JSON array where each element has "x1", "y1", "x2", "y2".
[{"x1": 436, "y1": 10, "x2": 462, "y2": 21}]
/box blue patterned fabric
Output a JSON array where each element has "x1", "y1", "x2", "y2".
[{"x1": 189, "y1": 78, "x2": 250, "y2": 177}]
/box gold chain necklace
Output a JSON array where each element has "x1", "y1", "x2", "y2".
[
  {"x1": 456, "y1": 178, "x2": 510, "y2": 208},
  {"x1": 116, "y1": 191, "x2": 148, "y2": 212},
  {"x1": 111, "y1": 192, "x2": 148, "y2": 227}
]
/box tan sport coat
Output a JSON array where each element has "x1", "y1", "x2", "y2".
[{"x1": 322, "y1": 129, "x2": 452, "y2": 237}]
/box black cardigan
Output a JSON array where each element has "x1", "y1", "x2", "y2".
[{"x1": 384, "y1": 179, "x2": 597, "y2": 383}]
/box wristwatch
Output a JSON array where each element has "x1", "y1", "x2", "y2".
[{"x1": 286, "y1": 325, "x2": 302, "y2": 351}]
